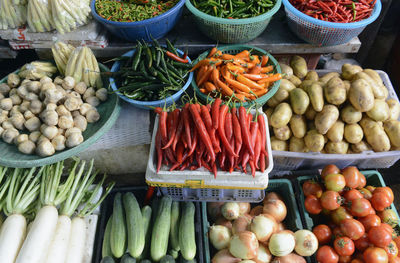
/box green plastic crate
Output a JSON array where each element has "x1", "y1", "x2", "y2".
[
  {"x1": 192, "y1": 45, "x2": 281, "y2": 108},
  {"x1": 201, "y1": 179, "x2": 306, "y2": 263}
]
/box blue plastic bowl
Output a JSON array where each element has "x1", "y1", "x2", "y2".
[
  {"x1": 110, "y1": 48, "x2": 193, "y2": 110},
  {"x1": 91, "y1": 0, "x2": 185, "y2": 42}
]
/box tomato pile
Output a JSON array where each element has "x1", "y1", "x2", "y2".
[{"x1": 302, "y1": 165, "x2": 400, "y2": 263}]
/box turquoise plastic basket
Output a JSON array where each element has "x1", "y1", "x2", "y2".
[
  {"x1": 185, "y1": 0, "x2": 282, "y2": 43},
  {"x1": 282, "y1": 0, "x2": 382, "y2": 46},
  {"x1": 192, "y1": 45, "x2": 281, "y2": 108}
]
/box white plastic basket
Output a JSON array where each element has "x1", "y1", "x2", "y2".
[
  {"x1": 272, "y1": 70, "x2": 400, "y2": 171},
  {"x1": 145, "y1": 110, "x2": 273, "y2": 191}
]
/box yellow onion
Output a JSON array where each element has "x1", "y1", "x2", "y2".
[
  {"x1": 241, "y1": 260, "x2": 257, "y2": 263},
  {"x1": 293, "y1": 230, "x2": 318, "y2": 257},
  {"x1": 209, "y1": 225, "x2": 232, "y2": 250},
  {"x1": 208, "y1": 202, "x2": 224, "y2": 221},
  {"x1": 238, "y1": 202, "x2": 251, "y2": 215},
  {"x1": 274, "y1": 222, "x2": 285, "y2": 234},
  {"x1": 263, "y1": 192, "x2": 283, "y2": 204},
  {"x1": 271, "y1": 253, "x2": 306, "y2": 263},
  {"x1": 263, "y1": 199, "x2": 287, "y2": 223},
  {"x1": 253, "y1": 243, "x2": 272, "y2": 263},
  {"x1": 229, "y1": 231, "x2": 259, "y2": 259},
  {"x1": 232, "y1": 214, "x2": 252, "y2": 235},
  {"x1": 269, "y1": 230, "x2": 295, "y2": 257},
  {"x1": 250, "y1": 206, "x2": 264, "y2": 217},
  {"x1": 215, "y1": 217, "x2": 233, "y2": 230},
  {"x1": 212, "y1": 249, "x2": 241, "y2": 263},
  {"x1": 222, "y1": 202, "x2": 240, "y2": 220},
  {"x1": 250, "y1": 214, "x2": 277, "y2": 242}
]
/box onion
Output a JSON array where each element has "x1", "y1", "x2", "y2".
[
  {"x1": 250, "y1": 206, "x2": 264, "y2": 217},
  {"x1": 263, "y1": 199, "x2": 287, "y2": 223},
  {"x1": 208, "y1": 202, "x2": 224, "y2": 221},
  {"x1": 269, "y1": 230, "x2": 296, "y2": 257},
  {"x1": 263, "y1": 192, "x2": 283, "y2": 204},
  {"x1": 212, "y1": 249, "x2": 241, "y2": 263},
  {"x1": 240, "y1": 260, "x2": 257, "y2": 263},
  {"x1": 293, "y1": 230, "x2": 318, "y2": 256},
  {"x1": 271, "y1": 253, "x2": 306, "y2": 263},
  {"x1": 215, "y1": 217, "x2": 233, "y2": 230},
  {"x1": 222, "y1": 203, "x2": 240, "y2": 220},
  {"x1": 253, "y1": 243, "x2": 272, "y2": 263},
  {"x1": 229, "y1": 231, "x2": 259, "y2": 259},
  {"x1": 275, "y1": 222, "x2": 285, "y2": 233},
  {"x1": 250, "y1": 214, "x2": 277, "y2": 242},
  {"x1": 209, "y1": 225, "x2": 232, "y2": 250},
  {"x1": 232, "y1": 214, "x2": 252, "y2": 235},
  {"x1": 238, "y1": 203, "x2": 251, "y2": 215}
]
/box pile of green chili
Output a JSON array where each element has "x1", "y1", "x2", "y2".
[
  {"x1": 108, "y1": 38, "x2": 192, "y2": 101},
  {"x1": 95, "y1": 0, "x2": 179, "y2": 22},
  {"x1": 191, "y1": 0, "x2": 276, "y2": 19}
]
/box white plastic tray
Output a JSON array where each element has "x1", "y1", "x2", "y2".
[
  {"x1": 145, "y1": 110, "x2": 273, "y2": 190},
  {"x1": 272, "y1": 70, "x2": 400, "y2": 171}
]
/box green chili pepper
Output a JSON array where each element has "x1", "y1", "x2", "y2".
[{"x1": 132, "y1": 42, "x2": 142, "y2": 71}]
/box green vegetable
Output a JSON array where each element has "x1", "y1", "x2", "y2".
[
  {"x1": 139, "y1": 205, "x2": 153, "y2": 260},
  {"x1": 101, "y1": 256, "x2": 115, "y2": 263},
  {"x1": 123, "y1": 192, "x2": 145, "y2": 258},
  {"x1": 170, "y1": 201, "x2": 180, "y2": 253},
  {"x1": 180, "y1": 259, "x2": 197, "y2": 263},
  {"x1": 160, "y1": 255, "x2": 176, "y2": 263},
  {"x1": 121, "y1": 254, "x2": 137, "y2": 263},
  {"x1": 179, "y1": 202, "x2": 196, "y2": 261},
  {"x1": 132, "y1": 43, "x2": 142, "y2": 71},
  {"x1": 110, "y1": 193, "x2": 127, "y2": 258},
  {"x1": 140, "y1": 260, "x2": 152, "y2": 263},
  {"x1": 102, "y1": 215, "x2": 113, "y2": 258},
  {"x1": 151, "y1": 196, "x2": 172, "y2": 262}
]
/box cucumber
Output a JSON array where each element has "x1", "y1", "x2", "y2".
[
  {"x1": 123, "y1": 192, "x2": 145, "y2": 258},
  {"x1": 169, "y1": 201, "x2": 180, "y2": 252},
  {"x1": 102, "y1": 215, "x2": 113, "y2": 258},
  {"x1": 138, "y1": 205, "x2": 152, "y2": 260},
  {"x1": 169, "y1": 249, "x2": 179, "y2": 259},
  {"x1": 140, "y1": 260, "x2": 152, "y2": 263},
  {"x1": 160, "y1": 255, "x2": 176, "y2": 263},
  {"x1": 110, "y1": 193, "x2": 127, "y2": 258},
  {"x1": 150, "y1": 196, "x2": 172, "y2": 262},
  {"x1": 100, "y1": 256, "x2": 115, "y2": 263},
  {"x1": 121, "y1": 253, "x2": 137, "y2": 263},
  {"x1": 179, "y1": 202, "x2": 196, "y2": 261},
  {"x1": 180, "y1": 258, "x2": 197, "y2": 263}
]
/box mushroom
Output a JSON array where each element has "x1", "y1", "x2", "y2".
[
  {"x1": 10, "y1": 105, "x2": 20, "y2": 116},
  {"x1": 40, "y1": 76, "x2": 52, "y2": 86},
  {"x1": 9, "y1": 88, "x2": 17, "y2": 96},
  {"x1": 65, "y1": 127, "x2": 81, "y2": 137},
  {"x1": 86, "y1": 109, "x2": 100, "y2": 123},
  {"x1": 41, "y1": 82, "x2": 56, "y2": 93},
  {"x1": 2, "y1": 128, "x2": 19, "y2": 144},
  {"x1": 10, "y1": 113, "x2": 25, "y2": 130},
  {"x1": 56, "y1": 105, "x2": 72, "y2": 117},
  {"x1": 58, "y1": 115, "x2": 74, "y2": 129},
  {"x1": 66, "y1": 132, "x2": 83, "y2": 148},
  {"x1": 57, "y1": 128, "x2": 65, "y2": 135},
  {"x1": 85, "y1": 96, "x2": 100, "y2": 107},
  {"x1": 0, "y1": 115, "x2": 8, "y2": 125},
  {"x1": 29, "y1": 131, "x2": 41, "y2": 143},
  {"x1": 2, "y1": 121, "x2": 14, "y2": 129},
  {"x1": 29, "y1": 100, "x2": 43, "y2": 114},
  {"x1": 83, "y1": 87, "x2": 95, "y2": 101},
  {"x1": 10, "y1": 94, "x2": 21, "y2": 105},
  {"x1": 71, "y1": 110, "x2": 81, "y2": 117},
  {"x1": 46, "y1": 103, "x2": 57, "y2": 111},
  {"x1": 37, "y1": 135, "x2": 50, "y2": 145},
  {"x1": 62, "y1": 76, "x2": 75, "y2": 90},
  {"x1": 14, "y1": 134, "x2": 28, "y2": 145},
  {"x1": 51, "y1": 135, "x2": 66, "y2": 151},
  {"x1": 24, "y1": 110, "x2": 35, "y2": 120},
  {"x1": 40, "y1": 109, "x2": 58, "y2": 126},
  {"x1": 79, "y1": 103, "x2": 92, "y2": 116},
  {"x1": 25, "y1": 116, "x2": 41, "y2": 131},
  {"x1": 36, "y1": 140, "x2": 55, "y2": 156},
  {"x1": 64, "y1": 97, "x2": 80, "y2": 111},
  {"x1": 73, "y1": 115, "x2": 87, "y2": 131},
  {"x1": 25, "y1": 93, "x2": 39, "y2": 101},
  {"x1": 74, "y1": 82, "x2": 87, "y2": 95},
  {"x1": 96, "y1": 88, "x2": 108, "y2": 102},
  {"x1": 0, "y1": 93, "x2": 4, "y2": 100},
  {"x1": 28, "y1": 81, "x2": 41, "y2": 93},
  {"x1": 0, "y1": 83, "x2": 10, "y2": 95},
  {"x1": 40, "y1": 124, "x2": 58, "y2": 140},
  {"x1": 7, "y1": 73, "x2": 20, "y2": 88},
  {"x1": 0, "y1": 127, "x2": 3, "y2": 137},
  {"x1": 44, "y1": 87, "x2": 64, "y2": 104},
  {"x1": 0, "y1": 98, "x2": 13, "y2": 110},
  {"x1": 54, "y1": 76, "x2": 63, "y2": 85},
  {"x1": 18, "y1": 140, "x2": 36, "y2": 155},
  {"x1": 19, "y1": 101, "x2": 30, "y2": 113},
  {"x1": 17, "y1": 85, "x2": 29, "y2": 99}
]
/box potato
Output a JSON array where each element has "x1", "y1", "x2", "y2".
[
  {"x1": 305, "y1": 83, "x2": 324, "y2": 112},
  {"x1": 383, "y1": 120, "x2": 400, "y2": 147},
  {"x1": 298, "y1": 80, "x2": 315, "y2": 91},
  {"x1": 325, "y1": 141, "x2": 349, "y2": 154},
  {"x1": 341, "y1": 105, "x2": 362, "y2": 124},
  {"x1": 305, "y1": 71, "x2": 319, "y2": 81},
  {"x1": 341, "y1": 64, "x2": 363, "y2": 80},
  {"x1": 280, "y1": 63, "x2": 293, "y2": 79},
  {"x1": 366, "y1": 99, "x2": 390, "y2": 121},
  {"x1": 307, "y1": 121, "x2": 316, "y2": 130},
  {"x1": 288, "y1": 75, "x2": 302, "y2": 87},
  {"x1": 344, "y1": 123, "x2": 363, "y2": 144},
  {"x1": 267, "y1": 79, "x2": 296, "y2": 107},
  {"x1": 305, "y1": 107, "x2": 317, "y2": 120},
  {"x1": 343, "y1": 80, "x2": 351, "y2": 95},
  {"x1": 290, "y1": 88, "x2": 309, "y2": 115},
  {"x1": 351, "y1": 140, "x2": 372, "y2": 153},
  {"x1": 319, "y1": 72, "x2": 340, "y2": 85},
  {"x1": 360, "y1": 117, "x2": 391, "y2": 152},
  {"x1": 353, "y1": 72, "x2": 386, "y2": 99},
  {"x1": 273, "y1": 125, "x2": 292, "y2": 141},
  {"x1": 290, "y1": 55, "x2": 308, "y2": 79},
  {"x1": 327, "y1": 120, "x2": 344, "y2": 143},
  {"x1": 264, "y1": 108, "x2": 273, "y2": 127},
  {"x1": 271, "y1": 136, "x2": 288, "y2": 151},
  {"x1": 363, "y1": 69, "x2": 388, "y2": 99},
  {"x1": 304, "y1": 130, "x2": 325, "y2": 152},
  {"x1": 349, "y1": 79, "x2": 375, "y2": 112},
  {"x1": 386, "y1": 98, "x2": 400, "y2": 121},
  {"x1": 270, "y1": 103, "x2": 292, "y2": 128},
  {"x1": 324, "y1": 77, "x2": 347, "y2": 105},
  {"x1": 315, "y1": 105, "x2": 339, "y2": 135},
  {"x1": 290, "y1": 115, "x2": 307, "y2": 138},
  {"x1": 289, "y1": 137, "x2": 308, "y2": 152}
]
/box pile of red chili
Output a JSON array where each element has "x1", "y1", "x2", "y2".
[
  {"x1": 289, "y1": 0, "x2": 377, "y2": 23},
  {"x1": 154, "y1": 100, "x2": 269, "y2": 178}
]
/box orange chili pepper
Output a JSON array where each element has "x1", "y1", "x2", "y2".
[
  {"x1": 207, "y1": 47, "x2": 218, "y2": 58},
  {"x1": 199, "y1": 88, "x2": 207, "y2": 93},
  {"x1": 198, "y1": 66, "x2": 214, "y2": 87},
  {"x1": 227, "y1": 63, "x2": 245, "y2": 74},
  {"x1": 261, "y1": 55, "x2": 269, "y2": 66},
  {"x1": 243, "y1": 74, "x2": 269, "y2": 81},
  {"x1": 249, "y1": 65, "x2": 262, "y2": 74},
  {"x1": 250, "y1": 55, "x2": 260, "y2": 65},
  {"x1": 224, "y1": 77, "x2": 253, "y2": 93},
  {"x1": 257, "y1": 73, "x2": 282, "y2": 84},
  {"x1": 190, "y1": 59, "x2": 222, "y2": 72},
  {"x1": 216, "y1": 79, "x2": 235, "y2": 98},
  {"x1": 196, "y1": 65, "x2": 207, "y2": 84},
  {"x1": 236, "y1": 74, "x2": 264, "y2": 90},
  {"x1": 203, "y1": 82, "x2": 217, "y2": 92},
  {"x1": 260, "y1": 65, "x2": 274, "y2": 73}
]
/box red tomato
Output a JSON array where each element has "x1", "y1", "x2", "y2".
[
  {"x1": 321, "y1": 191, "x2": 343, "y2": 210},
  {"x1": 325, "y1": 174, "x2": 347, "y2": 192},
  {"x1": 331, "y1": 207, "x2": 353, "y2": 225},
  {"x1": 377, "y1": 209, "x2": 398, "y2": 228},
  {"x1": 341, "y1": 219, "x2": 365, "y2": 240},
  {"x1": 389, "y1": 258, "x2": 400, "y2": 263},
  {"x1": 393, "y1": 236, "x2": 400, "y2": 252},
  {"x1": 366, "y1": 186, "x2": 376, "y2": 193},
  {"x1": 334, "y1": 237, "x2": 355, "y2": 256},
  {"x1": 380, "y1": 223, "x2": 394, "y2": 235},
  {"x1": 351, "y1": 259, "x2": 364, "y2": 263},
  {"x1": 359, "y1": 188, "x2": 373, "y2": 200},
  {"x1": 351, "y1": 198, "x2": 373, "y2": 217},
  {"x1": 313, "y1": 224, "x2": 333, "y2": 245},
  {"x1": 334, "y1": 227, "x2": 345, "y2": 239},
  {"x1": 317, "y1": 245, "x2": 340, "y2": 263},
  {"x1": 305, "y1": 194, "x2": 322, "y2": 215},
  {"x1": 358, "y1": 174, "x2": 367, "y2": 189},
  {"x1": 368, "y1": 225, "x2": 393, "y2": 248},
  {"x1": 354, "y1": 233, "x2": 371, "y2": 252},
  {"x1": 342, "y1": 167, "x2": 362, "y2": 189},
  {"x1": 303, "y1": 180, "x2": 323, "y2": 198},
  {"x1": 322, "y1": 164, "x2": 341, "y2": 180},
  {"x1": 344, "y1": 189, "x2": 364, "y2": 202},
  {"x1": 339, "y1": 255, "x2": 352, "y2": 263},
  {"x1": 358, "y1": 214, "x2": 381, "y2": 232},
  {"x1": 374, "y1": 187, "x2": 394, "y2": 204},
  {"x1": 384, "y1": 241, "x2": 398, "y2": 261},
  {"x1": 363, "y1": 247, "x2": 388, "y2": 263},
  {"x1": 371, "y1": 192, "x2": 392, "y2": 212}
]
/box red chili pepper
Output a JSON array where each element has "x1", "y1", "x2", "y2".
[
  {"x1": 156, "y1": 129, "x2": 162, "y2": 173},
  {"x1": 176, "y1": 141, "x2": 184, "y2": 164},
  {"x1": 183, "y1": 51, "x2": 188, "y2": 60},
  {"x1": 257, "y1": 114, "x2": 267, "y2": 156},
  {"x1": 172, "y1": 116, "x2": 183, "y2": 151},
  {"x1": 239, "y1": 106, "x2": 254, "y2": 157},
  {"x1": 249, "y1": 159, "x2": 256, "y2": 178},
  {"x1": 241, "y1": 150, "x2": 250, "y2": 173},
  {"x1": 253, "y1": 130, "x2": 262, "y2": 170},
  {"x1": 219, "y1": 147, "x2": 226, "y2": 170},
  {"x1": 229, "y1": 137, "x2": 235, "y2": 173},
  {"x1": 159, "y1": 110, "x2": 168, "y2": 144},
  {"x1": 260, "y1": 153, "x2": 265, "y2": 173},
  {"x1": 165, "y1": 147, "x2": 176, "y2": 164},
  {"x1": 218, "y1": 105, "x2": 238, "y2": 157},
  {"x1": 196, "y1": 141, "x2": 205, "y2": 168},
  {"x1": 202, "y1": 159, "x2": 212, "y2": 172},
  {"x1": 183, "y1": 104, "x2": 192, "y2": 149},
  {"x1": 166, "y1": 51, "x2": 189, "y2": 64},
  {"x1": 225, "y1": 112, "x2": 233, "y2": 142},
  {"x1": 154, "y1": 107, "x2": 163, "y2": 114},
  {"x1": 180, "y1": 160, "x2": 190, "y2": 171},
  {"x1": 232, "y1": 108, "x2": 242, "y2": 155},
  {"x1": 200, "y1": 105, "x2": 221, "y2": 153},
  {"x1": 187, "y1": 127, "x2": 198, "y2": 157},
  {"x1": 162, "y1": 109, "x2": 179, "y2": 150},
  {"x1": 212, "y1": 162, "x2": 217, "y2": 178},
  {"x1": 144, "y1": 186, "x2": 155, "y2": 205},
  {"x1": 212, "y1": 98, "x2": 222, "y2": 129}
]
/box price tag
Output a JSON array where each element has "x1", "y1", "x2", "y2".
[{"x1": 13, "y1": 26, "x2": 28, "y2": 41}]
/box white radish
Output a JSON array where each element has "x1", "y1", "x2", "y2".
[
  {"x1": 44, "y1": 215, "x2": 71, "y2": 263},
  {"x1": 0, "y1": 214, "x2": 26, "y2": 263},
  {"x1": 65, "y1": 217, "x2": 86, "y2": 263}
]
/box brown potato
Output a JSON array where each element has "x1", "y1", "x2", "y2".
[
  {"x1": 267, "y1": 79, "x2": 296, "y2": 107},
  {"x1": 341, "y1": 104, "x2": 362, "y2": 124},
  {"x1": 343, "y1": 80, "x2": 351, "y2": 95},
  {"x1": 360, "y1": 116, "x2": 391, "y2": 152},
  {"x1": 288, "y1": 75, "x2": 302, "y2": 87},
  {"x1": 366, "y1": 99, "x2": 390, "y2": 121},
  {"x1": 305, "y1": 83, "x2": 324, "y2": 112},
  {"x1": 305, "y1": 106, "x2": 317, "y2": 120},
  {"x1": 290, "y1": 88, "x2": 309, "y2": 115},
  {"x1": 327, "y1": 120, "x2": 344, "y2": 143},
  {"x1": 305, "y1": 71, "x2": 319, "y2": 81},
  {"x1": 298, "y1": 80, "x2": 316, "y2": 90},
  {"x1": 289, "y1": 115, "x2": 307, "y2": 138},
  {"x1": 319, "y1": 72, "x2": 340, "y2": 85},
  {"x1": 271, "y1": 136, "x2": 288, "y2": 151},
  {"x1": 325, "y1": 141, "x2": 349, "y2": 154},
  {"x1": 387, "y1": 98, "x2": 400, "y2": 121},
  {"x1": 270, "y1": 103, "x2": 292, "y2": 128},
  {"x1": 280, "y1": 63, "x2": 293, "y2": 79},
  {"x1": 341, "y1": 64, "x2": 363, "y2": 80},
  {"x1": 324, "y1": 77, "x2": 347, "y2": 105},
  {"x1": 349, "y1": 79, "x2": 375, "y2": 112},
  {"x1": 290, "y1": 55, "x2": 308, "y2": 79},
  {"x1": 264, "y1": 108, "x2": 274, "y2": 127},
  {"x1": 304, "y1": 130, "x2": 325, "y2": 152},
  {"x1": 315, "y1": 105, "x2": 339, "y2": 135},
  {"x1": 383, "y1": 120, "x2": 400, "y2": 147},
  {"x1": 344, "y1": 123, "x2": 364, "y2": 144},
  {"x1": 289, "y1": 137, "x2": 309, "y2": 152},
  {"x1": 351, "y1": 140, "x2": 372, "y2": 153},
  {"x1": 353, "y1": 72, "x2": 386, "y2": 99},
  {"x1": 273, "y1": 125, "x2": 292, "y2": 141}
]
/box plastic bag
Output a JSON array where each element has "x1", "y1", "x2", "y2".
[
  {"x1": 27, "y1": 0, "x2": 54, "y2": 32},
  {"x1": 0, "y1": 0, "x2": 27, "y2": 29}
]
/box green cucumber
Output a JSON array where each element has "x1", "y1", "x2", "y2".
[
  {"x1": 160, "y1": 255, "x2": 176, "y2": 263},
  {"x1": 150, "y1": 196, "x2": 172, "y2": 262},
  {"x1": 179, "y1": 202, "x2": 196, "y2": 261},
  {"x1": 123, "y1": 192, "x2": 145, "y2": 258},
  {"x1": 110, "y1": 193, "x2": 127, "y2": 258},
  {"x1": 169, "y1": 249, "x2": 179, "y2": 259},
  {"x1": 100, "y1": 256, "x2": 115, "y2": 263},
  {"x1": 102, "y1": 215, "x2": 113, "y2": 258},
  {"x1": 121, "y1": 254, "x2": 137, "y2": 263},
  {"x1": 180, "y1": 258, "x2": 197, "y2": 263},
  {"x1": 170, "y1": 201, "x2": 180, "y2": 252},
  {"x1": 138, "y1": 205, "x2": 152, "y2": 260},
  {"x1": 140, "y1": 260, "x2": 152, "y2": 263}
]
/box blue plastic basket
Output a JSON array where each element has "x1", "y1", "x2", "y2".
[
  {"x1": 110, "y1": 48, "x2": 193, "y2": 110},
  {"x1": 282, "y1": 0, "x2": 382, "y2": 46},
  {"x1": 90, "y1": 0, "x2": 185, "y2": 42}
]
